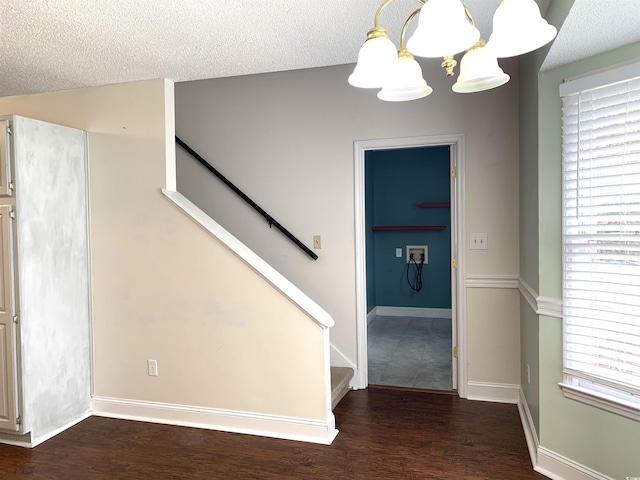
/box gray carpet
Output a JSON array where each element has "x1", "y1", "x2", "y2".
[{"x1": 367, "y1": 315, "x2": 453, "y2": 391}]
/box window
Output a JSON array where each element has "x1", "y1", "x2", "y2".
[{"x1": 560, "y1": 61, "x2": 640, "y2": 421}]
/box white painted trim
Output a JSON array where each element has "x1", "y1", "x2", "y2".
[
  {"x1": 518, "y1": 277, "x2": 562, "y2": 319},
  {"x1": 91, "y1": 396, "x2": 338, "y2": 445},
  {"x1": 322, "y1": 329, "x2": 337, "y2": 435},
  {"x1": 0, "y1": 411, "x2": 92, "y2": 448},
  {"x1": 354, "y1": 140, "x2": 368, "y2": 389},
  {"x1": 537, "y1": 447, "x2": 614, "y2": 480},
  {"x1": 374, "y1": 306, "x2": 452, "y2": 319},
  {"x1": 559, "y1": 382, "x2": 640, "y2": 422},
  {"x1": 518, "y1": 388, "x2": 539, "y2": 467},
  {"x1": 466, "y1": 274, "x2": 519, "y2": 289},
  {"x1": 0, "y1": 431, "x2": 33, "y2": 448},
  {"x1": 518, "y1": 388, "x2": 614, "y2": 480},
  {"x1": 31, "y1": 411, "x2": 92, "y2": 448},
  {"x1": 538, "y1": 296, "x2": 563, "y2": 318},
  {"x1": 162, "y1": 191, "x2": 333, "y2": 329},
  {"x1": 367, "y1": 309, "x2": 376, "y2": 323},
  {"x1": 353, "y1": 134, "x2": 467, "y2": 397},
  {"x1": 466, "y1": 381, "x2": 519, "y2": 404},
  {"x1": 518, "y1": 276, "x2": 538, "y2": 313}
]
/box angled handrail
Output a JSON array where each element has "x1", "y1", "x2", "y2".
[{"x1": 176, "y1": 136, "x2": 318, "y2": 261}]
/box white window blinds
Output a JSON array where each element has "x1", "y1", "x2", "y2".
[{"x1": 561, "y1": 63, "x2": 640, "y2": 407}]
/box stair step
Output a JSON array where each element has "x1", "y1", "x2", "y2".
[{"x1": 331, "y1": 366, "x2": 354, "y2": 409}]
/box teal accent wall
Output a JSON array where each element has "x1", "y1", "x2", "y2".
[{"x1": 365, "y1": 146, "x2": 451, "y2": 309}]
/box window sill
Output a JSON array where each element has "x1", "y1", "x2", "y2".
[{"x1": 559, "y1": 383, "x2": 640, "y2": 422}]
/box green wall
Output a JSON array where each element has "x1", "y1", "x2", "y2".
[
  {"x1": 521, "y1": 16, "x2": 640, "y2": 476},
  {"x1": 536, "y1": 42, "x2": 640, "y2": 479}
]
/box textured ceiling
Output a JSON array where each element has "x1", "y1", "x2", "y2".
[
  {"x1": 542, "y1": 0, "x2": 640, "y2": 72},
  {"x1": 0, "y1": 0, "x2": 630, "y2": 100}
]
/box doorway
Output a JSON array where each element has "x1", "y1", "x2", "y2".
[
  {"x1": 353, "y1": 135, "x2": 467, "y2": 397},
  {"x1": 365, "y1": 146, "x2": 453, "y2": 390}
]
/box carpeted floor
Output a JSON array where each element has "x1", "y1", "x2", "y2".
[{"x1": 367, "y1": 315, "x2": 453, "y2": 390}]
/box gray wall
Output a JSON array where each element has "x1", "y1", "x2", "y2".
[{"x1": 175, "y1": 58, "x2": 521, "y2": 386}]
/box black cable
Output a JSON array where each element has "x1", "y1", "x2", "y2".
[{"x1": 406, "y1": 256, "x2": 425, "y2": 292}]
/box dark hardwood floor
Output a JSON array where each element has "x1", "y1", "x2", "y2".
[{"x1": 0, "y1": 387, "x2": 546, "y2": 479}]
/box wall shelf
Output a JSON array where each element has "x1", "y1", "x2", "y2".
[
  {"x1": 372, "y1": 226, "x2": 446, "y2": 231},
  {"x1": 418, "y1": 203, "x2": 450, "y2": 208}
]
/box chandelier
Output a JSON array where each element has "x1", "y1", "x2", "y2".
[{"x1": 349, "y1": 0, "x2": 557, "y2": 101}]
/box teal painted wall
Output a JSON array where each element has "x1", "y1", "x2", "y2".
[{"x1": 366, "y1": 146, "x2": 451, "y2": 309}]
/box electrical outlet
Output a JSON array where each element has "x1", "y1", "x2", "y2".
[
  {"x1": 395, "y1": 248, "x2": 403, "y2": 258},
  {"x1": 313, "y1": 235, "x2": 322, "y2": 249},
  {"x1": 470, "y1": 232, "x2": 488, "y2": 250},
  {"x1": 147, "y1": 359, "x2": 158, "y2": 377}
]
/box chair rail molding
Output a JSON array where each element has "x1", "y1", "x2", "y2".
[
  {"x1": 466, "y1": 274, "x2": 519, "y2": 289},
  {"x1": 518, "y1": 277, "x2": 562, "y2": 319}
]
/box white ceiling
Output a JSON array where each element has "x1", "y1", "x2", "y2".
[
  {"x1": 0, "y1": 0, "x2": 636, "y2": 99},
  {"x1": 542, "y1": 0, "x2": 640, "y2": 72}
]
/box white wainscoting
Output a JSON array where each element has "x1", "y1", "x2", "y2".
[{"x1": 91, "y1": 396, "x2": 338, "y2": 445}]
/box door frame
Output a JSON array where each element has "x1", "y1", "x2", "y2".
[{"x1": 353, "y1": 134, "x2": 468, "y2": 398}]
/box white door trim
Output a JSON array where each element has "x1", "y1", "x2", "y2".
[{"x1": 353, "y1": 135, "x2": 467, "y2": 398}]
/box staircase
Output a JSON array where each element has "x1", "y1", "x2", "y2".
[{"x1": 330, "y1": 367, "x2": 354, "y2": 409}]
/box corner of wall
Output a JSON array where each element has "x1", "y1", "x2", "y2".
[{"x1": 164, "y1": 79, "x2": 176, "y2": 191}]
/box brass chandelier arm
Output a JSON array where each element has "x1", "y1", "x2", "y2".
[
  {"x1": 373, "y1": 0, "x2": 426, "y2": 28},
  {"x1": 400, "y1": 9, "x2": 422, "y2": 49}
]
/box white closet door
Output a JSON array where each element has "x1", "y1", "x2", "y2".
[{"x1": 0, "y1": 204, "x2": 18, "y2": 431}]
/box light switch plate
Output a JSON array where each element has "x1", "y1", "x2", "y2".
[{"x1": 470, "y1": 233, "x2": 488, "y2": 250}]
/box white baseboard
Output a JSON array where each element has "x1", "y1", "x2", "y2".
[
  {"x1": 0, "y1": 411, "x2": 92, "y2": 448},
  {"x1": 518, "y1": 388, "x2": 612, "y2": 480},
  {"x1": 466, "y1": 381, "x2": 519, "y2": 404},
  {"x1": 518, "y1": 388, "x2": 539, "y2": 467},
  {"x1": 91, "y1": 396, "x2": 338, "y2": 445},
  {"x1": 373, "y1": 306, "x2": 452, "y2": 319},
  {"x1": 0, "y1": 431, "x2": 33, "y2": 448},
  {"x1": 367, "y1": 309, "x2": 376, "y2": 324},
  {"x1": 536, "y1": 447, "x2": 613, "y2": 480}
]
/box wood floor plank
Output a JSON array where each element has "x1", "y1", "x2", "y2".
[{"x1": 0, "y1": 388, "x2": 547, "y2": 479}]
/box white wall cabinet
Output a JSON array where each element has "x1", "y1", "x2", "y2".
[{"x1": 0, "y1": 115, "x2": 91, "y2": 447}]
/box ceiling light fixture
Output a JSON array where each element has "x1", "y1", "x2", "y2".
[{"x1": 349, "y1": 0, "x2": 557, "y2": 101}]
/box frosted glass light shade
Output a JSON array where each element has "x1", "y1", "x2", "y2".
[
  {"x1": 407, "y1": 0, "x2": 480, "y2": 58},
  {"x1": 378, "y1": 52, "x2": 433, "y2": 102},
  {"x1": 486, "y1": 0, "x2": 557, "y2": 58},
  {"x1": 348, "y1": 33, "x2": 399, "y2": 88},
  {"x1": 452, "y1": 43, "x2": 510, "y2": 93}
]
